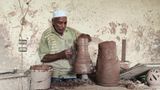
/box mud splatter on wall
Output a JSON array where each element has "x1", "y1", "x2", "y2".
[
  {"x1": 0, "y1": 0, "x2": 160, "y2": 69},
  {"x1": 130, "y1": 10, "x2": 160, "y2": 64}
]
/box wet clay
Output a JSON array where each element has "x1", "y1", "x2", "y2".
[
  {"x1": 96, "y1": 41, "x2": 120, "y2": 86},
  {"x1": 74, "y1": 35, "x2": 92, "y2": 74}
]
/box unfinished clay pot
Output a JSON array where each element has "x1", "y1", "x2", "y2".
[
  {"x1": 96, "y1": 41, "x2": 120, "y2": 86},
  {"x1": 74, "y1": 35, "x2": 92, "y2": 74},
  {"x1": 147, "y1": 68, "x2": 160, "y2": 89}
]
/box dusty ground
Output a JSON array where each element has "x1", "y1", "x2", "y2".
[
  {"x1": 72, "y1": 85, "x2": 153, "y2": 90},
  {"x1": 65, "y1": 85, "x2": 128, "y2": 90},
  {"x1": 47, "y1": 72, "x2": 154, "y2": 90},
  {"x1": 49, "y1": 84, "x2": 153, "y2": 90},
  {"x1": 66, "y1": 85, "x2": 127, "y2": 90}
]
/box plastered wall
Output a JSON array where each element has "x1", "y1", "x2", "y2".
[{"x1": 0, "y1": 0, "x2": 160, "y2": 70}]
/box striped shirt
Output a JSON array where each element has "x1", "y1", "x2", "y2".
[{"x1": 38, "y1": 26, "x2": 79, "y2": 78}]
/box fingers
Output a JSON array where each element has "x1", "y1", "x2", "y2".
[
  {"x1": 66, "y1": 49, "x2": 72, "y2": 54},
  {"x1": 65, "y1": 49, "x2": 73, "y2": 59}
]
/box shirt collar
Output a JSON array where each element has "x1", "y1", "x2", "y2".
[{"x1": 51, "y1": 26, "x2": 68, "y2": 38}]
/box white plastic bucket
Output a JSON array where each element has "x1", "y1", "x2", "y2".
[{"x1": 30, "y1": 65, "x2": 53, "y2": 90}]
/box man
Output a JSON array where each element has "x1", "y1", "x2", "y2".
[{"x1": 38, "y1": 10, "x2": 90, "y2": 80}]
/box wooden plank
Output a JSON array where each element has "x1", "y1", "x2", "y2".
[{"x1": 120, "y1": 63, "x2": 160, "y2": 80}]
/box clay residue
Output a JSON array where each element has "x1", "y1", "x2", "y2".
[
  {"x1": 120, "y1": 23, "x2": 128, "y2": 35},
  {"x1": 109, "y1": 22, "x2": 117, "y2": 34},
  {"x1": 8, "y1": 11, "x2": 17, "y2": 17},
  {"x1": 30, "y1": 64, "x2": 53, "y2": 71},
  {"x1": 94, "y1": 22, "x2": 128, "y2": 39}
]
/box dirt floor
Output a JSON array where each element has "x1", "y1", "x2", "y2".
[
  {"x1": 47, "y1": 73, "x2": 155, "y2": 90},
  {"x1": 49, "y1": 84, "x2": 152, "y2": 90},
  {"x1": 65, "y1": 85, "x2": 128, "y2": 90}
]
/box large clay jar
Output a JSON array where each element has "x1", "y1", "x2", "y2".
[
  {"x1": 74, "y1": 35, "x2": 92, "y2": 74},
  {"x1": 96, "y1": 41, "x2": 120, "y2": 86},
  {"x1": 147, "y1": 68, "x2": 160, "y2": 89}
]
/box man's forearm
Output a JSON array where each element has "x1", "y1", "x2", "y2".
[{"x1": 41, "y1": 51, "x2": 66, "y2": 63}]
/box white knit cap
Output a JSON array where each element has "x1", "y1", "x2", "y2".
[{"x1": 53, "y1": 10, "x2": 67, "y2": 18}]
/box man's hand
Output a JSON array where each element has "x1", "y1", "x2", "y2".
[
  {"x1": 78, "y1": 33, "x2": 91, "y2": 42},
  {"x1": 64, "y1": 48, "x2": 73, "y2": 59},
  {"x1": 41, "y1": 48, "x2": 73, "y2": 63}
]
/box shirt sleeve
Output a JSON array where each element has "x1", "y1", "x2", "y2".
[
  {"x1": 38, "y1": 33, "x2": 49, "y2": 59},
  {"x1": 67, "y1": 27, "x2": 81, "y2": 40}
]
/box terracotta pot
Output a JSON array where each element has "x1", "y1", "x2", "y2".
[
  {"x1": 96, "y1": 41, "x2": 120, "y2": 86},
  {"x1": 74, "y1": 36, "x2": 92, "y2": 74}
]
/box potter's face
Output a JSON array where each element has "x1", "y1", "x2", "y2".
[{"x1": 52, "y1": 17, "x2": 67, "y2": 35}]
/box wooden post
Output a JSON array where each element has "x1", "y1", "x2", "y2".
[{"x1": 121, "y1": 39, "x2": 126, "y2": 62}]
